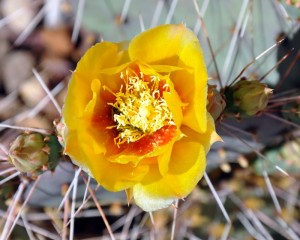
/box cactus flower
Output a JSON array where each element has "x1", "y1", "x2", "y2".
[{"x1": 62, "y1": 24, "x2": 219, "y2": 211}]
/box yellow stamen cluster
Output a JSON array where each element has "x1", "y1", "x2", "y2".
[{"x1": 108, "y1": 69, "x2": 175, "y2": 145}]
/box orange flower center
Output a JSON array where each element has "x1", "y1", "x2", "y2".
[{"x1": 107, "y1": 68, "x2": 175, "y2": 146}]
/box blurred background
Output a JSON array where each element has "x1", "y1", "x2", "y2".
[{"x1": 0, "y1": 0, "x2": 299, "y2": 239}]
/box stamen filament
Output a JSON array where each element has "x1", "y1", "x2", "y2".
[{"x1": 107, "y1": 68, "x2": 175, "y2": 146}]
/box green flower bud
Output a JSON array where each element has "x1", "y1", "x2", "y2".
[
  {"x1": 8, "y1": 132, "x2": 61, "y2": 176},
  {"x1": 207, "y1": 85, "x2": 226, "y2": 120},
  {"x1": 232, "y1": 78, "x2": 272, "y2": 116}
]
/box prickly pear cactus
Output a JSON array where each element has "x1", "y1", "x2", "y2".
[{"x1": 0, "y1": 0, "x2": 299, "y2": 239}]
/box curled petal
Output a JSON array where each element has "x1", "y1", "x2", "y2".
[
  {"x1": 76, "y1": 41, "x2": 129, "y2": 75},
  {"x1": 64, "y1": 41, "x2": 128, "y2": 129},
  {"x1": 133, "y1": 141, "x2": 205, "y2": 211},
  {"x1": 133, "y1": 164, "x2": 175, "y2": 212},
  {"x1": 163, "y1": 80, "x2": 184, "y2": 127},
  {"x1": 129, "y1": 24, "x2": 194, "y2": 65},
  {"x1": 166, "y1": 141, "x2": 205, "y2": 197},
  {"x1": 181, "y1": 114, "x2": 221, "y2": 153}
]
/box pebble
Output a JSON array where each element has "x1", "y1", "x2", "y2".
[
  {"x1": 0, "y1": 0, "x2": 37, "y2": 34},
  {"x1": 19, "y1": 75, "x2": 47, "y2": 108},
  {"x1": 39, "y1": 27, "x2": 73, "y2": 57},
  {"x1": 41, "y1": 56, "x2": 72, "y2": 81},
  {"x1": 2, "y1": 51, "x2": 35, "y2": 93}
]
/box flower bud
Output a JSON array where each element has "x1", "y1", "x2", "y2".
[
  {"x1": 207, "y1": 85, "x2": 226, "y2": 120},
  {"x1": 8, "y1": 132, "x2": 61, "y2": 176},
  {"x1": 232, "y1": 78, "x2": 272, "y2": 116}
]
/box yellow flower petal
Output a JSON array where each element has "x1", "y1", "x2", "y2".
[
  {"x1": 64, "y1": 128, "x2": 81, "y2": 162},
  {"x1": 133, "y1": 185, "x2": 175, "y2": 212},
  {"x1": 69, "y1": 127, "x2": 150, "y2": 191},
  {"x1": 76, "y1": 41, "x2": 129, "y2": 75},
  {"x1": 133, "y1": 164, "x2": 175, "y2": 212},
  {"x1": 128, "y1": 24, "x2": 208, "y2": 134},
  {"x1": 166, "y1": 141, "x2": 205, "y2": 197},
  {"x1": 129, "y1": 24, "x2": 191, "y2": 65},
  {"x1": 63, "y1": 73, "x2": 92, "y2": 129},
  {"x1": 139, "y1": 63, "x2": 184, "y2": 75},
  {"x1": 173, "y1": 67, "x2": 207, "y2": 133},
  {"x1": 90, "y1": 158, "x2": 149, "y2": 191},
  {"x1": 157, "y1": 139, "x2": 174, "y2": 176},
  {"x1": 63, "y1": 41, "x2": 128, "y2": 129},
  {"x1": 84, "y1": 78, "x2": 111, "y2": 155},
  {"x1": 133, "y1": 141, "x2": 205, "y2": 211},
  {"x1": 181, "y1": 114, "x2": 220, "y2": 154},
  {"x1": 163, "y1": 81, "x2": 184, "y2": 127},
  {"x1": 125, "y1": 188, "x2": 133, "y2": 204}
]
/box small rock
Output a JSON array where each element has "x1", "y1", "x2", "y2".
[
  {"x1": 16, "y1": 114, "x2": 51, "y2": 130},
  {"x1": 39, "y1": 27, "x2": 73, "y2": 57},
  {"x1": 41, "y1": 56, "x2": 72, "y2": 81},
  {"x1": 19, "y1": 76, "x2": 47, "y2": 108},
  {"x1": 0, "y1": 39, "x2": 10, "y2": 88},
  {"x1": 43, "y1": 101, "x2": 61, "y2": 120},
  {"x1": 0, "y1": 39, "x2": 10, "y2": 59},
  {"x1": 2, "y1": 51, "x2": 35, "y2": 93},
  {"x1": 0, "y1": 93, "x2": 23, "y2": 120},
  {"x1": 0, "y1": 0, "x2": 37, "y2": 34}
]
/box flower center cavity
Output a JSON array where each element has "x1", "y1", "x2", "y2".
[{"x1": 107, "y1": 69, "x2": 175, "y2": 146}]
